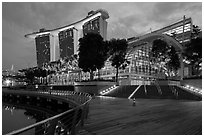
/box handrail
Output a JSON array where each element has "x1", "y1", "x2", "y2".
[{"x1": 4, "y1": 90, "x2": 92, "y2": 135}]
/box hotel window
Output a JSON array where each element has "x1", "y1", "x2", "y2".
[
  {"x1": 88, "y1": 24, "x2": 91, "y2": 30},
  {"x1": 69, "y1": 30, "x2": 72, "y2": 37},
  {"x1": 90, "y1": 23, "x2": 93, "y2": 29},
  {"x1": 95, "y1": 21, "x2": 98, "y2": 28}
]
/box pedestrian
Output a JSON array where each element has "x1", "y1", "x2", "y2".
[{"x1": 132, "y1": 98, "x2": 136, "y2": 106}]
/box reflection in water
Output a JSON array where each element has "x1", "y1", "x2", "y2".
[
  {"x1": 3, "y1": 104, "x2": 37, "y2": 134},
  {"x1": 2, "y1": 98, "x2": 70, "y2": 135}
]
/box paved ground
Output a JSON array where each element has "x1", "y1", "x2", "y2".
[{"x1": 79, "y1": 96, "x2": 202, "y2": 135}]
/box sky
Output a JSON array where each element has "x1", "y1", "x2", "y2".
[{"x1": 2, "y1": 2, "x2": 202, "y2": 71}]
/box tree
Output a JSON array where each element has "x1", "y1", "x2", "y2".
[
  {"x1": 66, "y1": 54, "x2": 79, "y2": 70},
  {"x1": 20, "y1": 67, "x2": 36, "y2": 84},
  {"x1": 191, "y1": 25, "x2": 202, "y2": 39},
  {"x1": 183, "y1": 37, "x2": 202, "y2": 75},
  {"x1": 78, "y1": 33, "x2": 108, "y2": 80},
  {"x1": 182, "y1": 25, "x2": 202, "y2": 76},
  {"x1": 108, "y1": 38, "x2": 128, "y2": 83},
  {"x1": 150, "y1": 39, "x2": 180, "y2": 79}
]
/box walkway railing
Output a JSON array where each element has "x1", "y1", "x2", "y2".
[{"x1": 5, "y1": 90, "x2": 92, "y2": 135}]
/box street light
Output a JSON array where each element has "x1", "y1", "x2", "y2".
[{"x1": 5, "y1": 79, "x2": 11, "y2": 86}]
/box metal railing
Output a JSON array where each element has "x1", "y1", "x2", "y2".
[{"x1": 5, "y1": 90, "x2": 92, "y2": 135}]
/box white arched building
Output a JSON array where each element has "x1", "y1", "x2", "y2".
[
  {"x1": 97, "y1": 17, "x2": 193, "y2": 85},
  {"x1": 98, "y1": 33, "x2": 184, "y2": 85}
]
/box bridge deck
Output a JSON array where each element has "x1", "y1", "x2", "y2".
[{"x1": 79, "y1": 96, "x2": 202, "y2": 135}]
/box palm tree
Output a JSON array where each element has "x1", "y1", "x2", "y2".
[{"x1": 108, "y1": 38, "x2": 128, "y2": 83}]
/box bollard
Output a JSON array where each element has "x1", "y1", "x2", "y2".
[
  {"x1": 132, "y1": 98, "x2": 136, "y2": 106},
  {"x1": 35, "y1": 84, "x2": 38, "y2": 91},
  {"x1": 50, "y1": 86, "x2": 53, "y2": 95}
]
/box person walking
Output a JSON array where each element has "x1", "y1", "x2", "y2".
[{"x1": 132, "y1": 98, "x2": 136, "y2": 106}]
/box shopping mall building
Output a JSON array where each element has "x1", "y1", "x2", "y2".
[
  {"x1": 99, "y1": 16, "x2": 193, "y2": 85},
  {"x1": 25, "y1": 9, "x2": 195, "y2": 85}
]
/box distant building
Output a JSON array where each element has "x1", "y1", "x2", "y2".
[
  {"x1": 2, "y1": 69, "x2": 26, "y2": 87},
  {"x1": 25, "y1": 9, "x2": 109, "y2": 67},
  {"x1": 152, "y1": 16, "x2": 192, "y2": 44}
]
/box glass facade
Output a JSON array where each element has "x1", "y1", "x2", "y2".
[
  {"x1": 83, "y1": 17, "x2": 100, "y2": 35},
  {"x1": 97, "y1": 43, "x2": 165, "y2": 85},
  {"x1": 153, "y1": 17, "x2": 192, "y2": 44},
  {"x1": 35, "y1": 34, "x2": 50, "y2": 67},
  {"x1": 58, "y1": 29, "x2": 74, "y2": 59}
]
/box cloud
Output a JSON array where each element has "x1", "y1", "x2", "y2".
[
  {"x1": 107, "y1": 2, "x2": 202, "y2": 39},
  {"x1": 149, "y1": 2, "x2": 202, "y2": 26}
]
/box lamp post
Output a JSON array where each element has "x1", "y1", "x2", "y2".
[{"x1": 180, "y1": 15, "x2": 186, "y2": 80}]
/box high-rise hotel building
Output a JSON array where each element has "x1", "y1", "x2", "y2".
[
  {"x1": 25, "y1": 9, "x2": 109, "y2": 67},
  {"x1": 34, "y1": 29, "x2": 51, "y2": 67},
  {"x1": 58, "y1": 28, "x2": 74, "y2": 60}
]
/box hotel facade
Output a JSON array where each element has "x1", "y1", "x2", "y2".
[{"x1": 25, "y1": 9, "x2": 109, "y2": 67}]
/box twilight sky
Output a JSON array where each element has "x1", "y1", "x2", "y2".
[{"x1": 2, "y1": 2, "x2": 202, "y2": 70}]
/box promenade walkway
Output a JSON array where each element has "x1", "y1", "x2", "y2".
[{"x1": 79, "y1": 96, "x2": 202, "y2": 135}]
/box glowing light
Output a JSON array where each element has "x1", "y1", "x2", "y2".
[
  {"x1": 190, "y1": 86, "x2": 194, "y2": 90},
  {"x1": 5, "y1": 79, "x2": 11, "y2": 84},
  {"x1": 100, "y1": 85, "x2": 118, "y2": 95},
  {"x1": 35, "y1": 84, "x2": 39, "y2": 89},
  {"x1": 186, "y1": 85, "x2": 190, "y2": 88}
]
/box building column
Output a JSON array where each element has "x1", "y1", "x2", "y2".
[
  {"x1": 180, "y1": 15, "x2": 185, "y2": 80},
  {"x1": 179, "y1": 53, "x2": 184, "y2": 80},
  {"x1": 73, "y1": 25, "x2": 83, "y2": 55},
  {"x1": 99, "y1": 16, "x2": 108, "y2": 40},
  {"x1": 50, "y1": 31, "x2": 60, "y2": 62}
]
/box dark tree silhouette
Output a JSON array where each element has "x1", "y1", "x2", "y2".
[
  {"x1": 191, "y1": 25, "x2": 202, "y2": 39},
  {"x1": 20, "y1": 67, "x2": 50, "y2": 84},
  {"x1": 109, "y1": 38, "x2": 128, "y2": 83},
  {"x1": 21, "y1": 67, "x2": 36, "y2": 84},
  {"x1": 184, "y1": 37, "x2": 202, "y2": 75},
  {"x1": 151, "y1": 39, "x2": 180, "y2": 78},
  {"x1": 78, "y1": 33, "x2": 108, "y2": 80}
]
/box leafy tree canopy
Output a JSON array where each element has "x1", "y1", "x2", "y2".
[
  {"x1": 108, "y1": 38, "x2": 129, "y2": 82},
  {"x1": 184, "y1": 37, "x2": 202, "y2": 73},
  {"x1": 78, "y1": 33, "x2": 108, "y2": 80},
  {"x1": 182, "y1": 24, "x2": 202, "y2": 75},
  {"x1": 151, "y1": 39, "x2": 180, "y2": 77}
]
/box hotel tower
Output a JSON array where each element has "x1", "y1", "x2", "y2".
[{"x1": 25, "y1": 9, "x2": 109, "y2": 67}]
